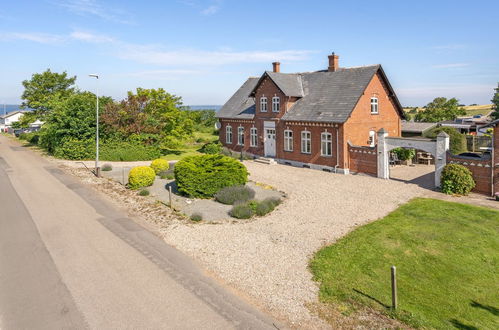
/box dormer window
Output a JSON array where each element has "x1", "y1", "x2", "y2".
[
  {"x1": 272, "y1": 96, "x2": 280, "y2": 112},
  {"x1": 371, "y1": 97, "x2": 379, "y2": 114},
  {"x1": 260, "y1": 96, "x2": 268, "y2": 112}
]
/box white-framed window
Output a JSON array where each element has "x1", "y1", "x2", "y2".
[
  {"x1": 272, "y1": 96, "x2": 280, "y2": 112},
  {"x1": 284, "y1": 130, "x2": 293, "y2": 151},
  {"x1": 371, "y1": 97, "x2": 379, "y2": 114},
  {"x1": 321, "y1": 132, "x2": 332, "y2": 156},
  {"x1": 238, "y1": 126, "x2": 244, "y2": 145},
  {"x1": 368, "y1": 130, "x2": 376, "y2": 147},
  {"x1": 250, "y1": 127, "x2": 258, "y2": 147},
  {"x1": 301, "y1": 130, "x2": 311, "y2": 154},
  {"x1": 260, "y1": 96, "x2": 267, "y2": 112},
  {"x1": 226, "y1": 125, "x2": 232, "y2": 144}
]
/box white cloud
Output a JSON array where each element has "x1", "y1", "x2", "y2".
[
  {"x1": 181, "y1": 0, "x2": 222, "y2": 16},
  {"x1": 431, "y1": 63, "x2": 470, "y2": 69},
  {"x1": 0, "y1": 32, "x2": 64, "y2": 44},
  {"x1": 70, "y1": 31, "x2": 114, "y2": 43},
  {"x1": 55, "y1": 0, "x2": 134, "y2": 24},
  {"x1": 119, "y1": 44, "x2": 312, "y2": 66}
]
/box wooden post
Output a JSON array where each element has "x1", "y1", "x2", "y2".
[
  {"x1": 168, "y1": 185, "x2": 173, "y2": 209},
  {"x1": 122, "y1": 167, "x2": 125, "y2": 185},
  {"x1": 391, "y1": 265, "x2": 397, "y2": 310}
]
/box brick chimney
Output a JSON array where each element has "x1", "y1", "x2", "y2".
[
  {"x1": 328, "y1": 52, "x2": 339, "y2": 72},
  {"x1": 272, "y1": 61, "x2": 280, "y2": 73}
]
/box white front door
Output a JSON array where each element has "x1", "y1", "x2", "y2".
[{"x1": 264, "y1": 128, "x2": 276, "y2": 157}]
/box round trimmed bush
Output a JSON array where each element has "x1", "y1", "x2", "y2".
[
  {"x1": 150, "y1": 159, "x2": 169, "y2": 174},
  {"x1": 138, "y1": 189, "x2": 150, "y2": 196},
  {"x1": 441, "y1": 164, "x2": 475, "y2": 195},
  {"x1": 102, "y1": 163, "x2": 113, "y2": 171},
  {"x1": 174, "y1": 155, "x2": 248, "y2": 198},
  {"x1": 128, "y1": 166, "x2": 156, "y2": 190},
  {"x1": 230, "y1": 203, "x2": 254, "y2": 219},
  {"x1": 190, "y1": 213, "x2": 203, "y2": 222},
  {"x1": 215, "y1": 185, "x2": 255, "y2": 205}
]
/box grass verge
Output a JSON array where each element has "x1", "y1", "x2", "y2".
[{"x1": 310, "y1": 198, "x2": 499, "y2": 329}]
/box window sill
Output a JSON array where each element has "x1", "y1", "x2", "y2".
[
  {"x1": 301, "y1": 152, "x2": 311, "y2": 155},
  {"x1": 321, "y1": 155, "x2": 333, "y2": 158},
  {"x1": 284, "y1": 149, "x2": 294, "y2": 152},
  {"x1": 371, "y1": 112, "x2": 379, "y2": 115}
]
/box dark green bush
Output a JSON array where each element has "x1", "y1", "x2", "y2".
[
  {"x1": 100, "y1": 141, "x2": 161, "y2": 161},
  {"x1": 392, "y1": 148, "x2": 416, "y2": 161},
  {"x1": 190, "y1": 213, "x2": 203, "y2": 222},
  {"x1": 229, "y1": 203, "x2": 254, "y2": 219},
  {"x1": 102, "y1": 163, "x2": 113, "y2": 171},
  {"x1": 441, "y1": 164, "x2": 475, "y2": 195},
  {"x1": 26, "y1": 132, "x2": 40, "y2": 145},
  {"x1": 215, "y1": 185, "x2": 255, "y2": 205},
  {"x1": 199, "y1": 141, "x2": 222, "y2": 154},
  {"x1": 174, "y1": 155, "x2": 248, "y2": 198},
  {"x1": 18, "y1": 133, "x2": 29, "y2": 140},
  {"x1": 53, "y1": 138, "x2": 94, "y2": 160},
  {"x1": 138, "y1": 189, "x2": 150, "y2": 196},
  {"x1": 425, "y1": 127, "x2": 467, "y2": 155},
  {"x1": 255, "y1": 197, "x2": 282, "y2": 216}
]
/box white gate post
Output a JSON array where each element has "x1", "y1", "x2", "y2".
[
  {"x1": 435, "y1": 132, "x2": 450, "y2": 187},
  {"x1": 377, "y1": 128, "x2": 389, "y2": 179}
]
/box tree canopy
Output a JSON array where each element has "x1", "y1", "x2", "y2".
[
  {"x1": 21, "y1": 69, "x2": 76, "y2": 116},
  {"x1": 491, "y1": 83, "x2": 499, "y2": 120},
  {"x1": 414, "y1": 97, "x2": 466, "y2": 122}
]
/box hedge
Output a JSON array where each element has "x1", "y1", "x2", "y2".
[{"x1": 174, "y1": 154, "x2": 248, "y2": 198}]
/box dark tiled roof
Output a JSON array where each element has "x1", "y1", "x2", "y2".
[
  {"x1": 217, "y1": 64, "x2": 401, "y2": 123},
  {"x1": 216, "y1": 77, "x2": 259, "y2": 119}
]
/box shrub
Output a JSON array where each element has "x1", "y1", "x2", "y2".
[
  {"x1": 255, "y1": 197, "x2": 282, "y2": 216},
  {"x1": 102, "y1": 163, "x2": 113, "y2": 171},
  {"x1": 229, "y1": 203, "x2": 254, "y2": 219},
  {"x1": 392, "y1": 148, "x2": 416, "y2": 161},
  {"x1": 150, "y1": 158, "x2": 169, "y2": 174},
  {"x1": 199, "y1": 141, "x2": 222, "y2": 154},
  {"x1": 166, "y1": 173, "x2": 174, "y2": 180},
  {"x1": 174, "y1": 155, "x2": 248, "y2": 198},
  {"x1": 100, "y1": 141, "x2": 161, "y2": 161},
  {"x1": 190, "y1": 213, "x2": 203, "y2": 222},
  {"x1": 215, "y1": 185, "x2": 255, "y2": 205},
  {"x1": 138, "y1": 189, "x2": 150, "y2": 196},
  {"x1": 53, "y1": 138, "x2": 94, "y2": 160},
  {"x1": 26, "y1": 132, "x2": 40, "y2": 145},
  {"x1": 441, "y1": 164, "x2": 475, "y2": 195},
  {"x1": 425, "y1": 127, "x2": 467, "y2": 155},
  {"x1": 128, "y1": 166, "x2": 156, "y2": 190}
]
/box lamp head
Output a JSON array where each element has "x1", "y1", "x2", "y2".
[{"x1": 88, "y1": 74, "x2": 99, "y2": 79}]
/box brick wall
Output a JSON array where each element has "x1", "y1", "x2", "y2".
[
  {"x1": 447, "y1": 153, "x2": 492, "y2": 195},
  {"x1": 219, "y1": 119, "x2": 264, "y2": 156},
  {"x1": 348, "y1": 143, "x2": 377, "y2": 176},
  {"x1": 494, "y1": 126, "x2": 499, "y2": 195}
]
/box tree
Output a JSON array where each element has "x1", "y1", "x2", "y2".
[
  {"x1": 424, "y1": 126, "x2": 467, "y2": 154},
  {"x1": 491, "y1": 83, "x2": 499, "y2": 120},
  {"x1": 415, "y1": 97, "x2": 466, "y2": 122},
  {"x1": 21, "y1": 69, "x2": 77, "y2": 117},
  {"x1": 17, "y1": 111, "x2": 38, "y2": 128}
]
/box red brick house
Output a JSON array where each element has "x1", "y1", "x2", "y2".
[{"x1": 216, "y1": 53, "x2": 404, "y2": 173}]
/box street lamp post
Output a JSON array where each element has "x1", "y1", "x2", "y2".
[{"x1": 89, "y1": 74, "x2": 100, "y2": 177}]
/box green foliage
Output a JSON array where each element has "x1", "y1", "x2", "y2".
[
  {"x1": 128, "y1": 166, "x2": 156, "y2": 190},
  {"x1": 414, "y1": 97, "x2": 466, "y2": 122},
  {"x1": 150, "y1": 158, "x2": 169, "y2": 174},
  {"x1": 53, "y1": 137, "x2": 94, "y2": 160},
  {"x1": 25, "y1": 132, "x2": 40, "y2": 145},
  {"x1": 100, "y1": 141, "x2": 161, "y2": 161},
  {"x1": 138, "y1": 189, "x2": 150, "y2": 196},
  {"x1": 229, "y1": 203, "x2": 254, "y2": 219},
  {"x1": 199, "y1": 141, "x2": 222, "y2": 154},
  {"x1": 391, "y1": 147, "x2": 416, "y2": 161},
  {"x1": 101, "y1": 163, "x2": 113, "y2": 171},
  {"x1": 310, "y1": 198, "x2": 498, "y2": 329},
  {"x1": 190, "y1": 213, "x2": 203, "y2": 222},
  {"x1": 186, "y1": 109, "x2": 217, "y2": 132},
  {"x1": 255, "y1": 197, "x2": 281, "y2": 216},
  {"x1": 441, "y1": 164, "x2": 475, "y2": 195},
  {"x1": 214, "y1": 185, "x2": 255, "y2": 205},
  {"x1": 491, "y1": 83, "x2": 499, "y2": 120},
  {"x1": 21, "y1": 69, "x2": 77, "y2": 117},
  {"x1": 174, "y1": 155, "x2": 248, "y2": 198},
  {"x1": 158, "y1": 170, "x2": 174, "y2": 180},
  {"x1": 18, "y1": 112, "x2": 38, "y2": 128},
  {"x1": 424, "y1": 126, "x2": 467, "y2": 154}
]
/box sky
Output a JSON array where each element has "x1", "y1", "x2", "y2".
[{"x1": 0, "y1": 0, "x2": 498, "y2": 106}]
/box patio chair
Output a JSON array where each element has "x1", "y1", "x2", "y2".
[{"x1": 389, "y1": 152, "x2": 400, "y2": 166}]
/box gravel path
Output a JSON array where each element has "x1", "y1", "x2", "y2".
[{"x1": 161, "y1": 161, "x2": 427, "y2": 328}]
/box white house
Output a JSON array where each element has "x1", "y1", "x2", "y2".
[{"x1": 0, "y1": 111, "x2": 28, "y2": 132}]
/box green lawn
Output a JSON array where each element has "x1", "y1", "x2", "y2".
[
  {"x1": 310, "y1": 198, "x2": 499, "y2": 329},
  {"x1": 161, "y1": 130, "x2": 218, "y2": 161}
]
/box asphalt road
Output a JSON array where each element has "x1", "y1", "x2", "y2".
[{"x1": 0, "y1": 135, "x2": 279, "y2": 329}]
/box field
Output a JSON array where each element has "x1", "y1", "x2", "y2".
[{"x1": 310, "y1": 198, "x2": 499, "y2": 329}]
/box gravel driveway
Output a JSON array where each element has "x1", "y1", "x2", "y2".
[{"x1": 161, "y1": 161, "x2": 427, "y2": 328}]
